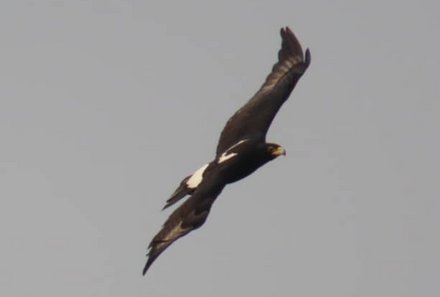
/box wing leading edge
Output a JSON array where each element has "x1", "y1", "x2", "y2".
[{"x1": 216, "y1": 27, "x2": 311, "y2": 156}]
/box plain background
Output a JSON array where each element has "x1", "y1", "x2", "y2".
[{"x1": 1, "y1": 1, "x2": 439, "y2": 296}]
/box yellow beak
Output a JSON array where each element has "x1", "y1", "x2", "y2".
[{"x1": 271, "y1": 146, "x2": 286, "y2": 157}]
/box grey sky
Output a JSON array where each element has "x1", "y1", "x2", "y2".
[{"x1": 1, "y1": 1, "x2": 439, "y2": 296}]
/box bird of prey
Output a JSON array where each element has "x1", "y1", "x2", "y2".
[{"x1": 143, "y1": 27, "x2": 310, "y2": 275}]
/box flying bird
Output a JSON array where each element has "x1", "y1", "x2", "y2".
[{"x1": 143, "y1": 27, "x2": 311, "y2": 275}]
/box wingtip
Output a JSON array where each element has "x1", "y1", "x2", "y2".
[
  {"x1": 142, "y1": 265, "x2": 149, "y2": 276},
  {"x1": 304, "y1": 48, "x2": 311, "y2": 67},
  {"x1": 280, "y1": 27, "x2": 311, "y2": 67},
  {"x1": 142, "y1": 253, "x2": 155, "y2": 276},
  {"x1": 142, "y1": 262, "x2": 148, "y2": 276},
  {"x1": 280, "y1": 26, "x2": 295, "y2": 36},
  {"x1": 280, "y1": 26, "x2": 290, "y2": 37}
]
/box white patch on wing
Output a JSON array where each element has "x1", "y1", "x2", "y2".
[
  {"x1": 217, "y1": 139, "x2": 248, "y2": 164},
  {"x1": 218, "y1": 152, "x2": 237, "y2": 163},
  {"x1": 186, "y1": 163, "x2": 209, "y2": 188}
]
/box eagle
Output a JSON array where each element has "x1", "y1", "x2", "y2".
[{"x1": 143, "y1": 27, "x2": 310, "y2": 275}]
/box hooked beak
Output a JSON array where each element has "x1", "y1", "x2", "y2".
[{"x1": 271, "y1": 146, "x2": 286, "y2": 157}]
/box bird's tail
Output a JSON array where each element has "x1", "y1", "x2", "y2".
[{"x1": 162, "y1": 177, "x2": 193, "y2": 210}]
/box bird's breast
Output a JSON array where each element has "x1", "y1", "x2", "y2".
[{"x1": 218, "y1": 155, "x2": 269, "y2": 184}]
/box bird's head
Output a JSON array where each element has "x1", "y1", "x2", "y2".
[{"x1": 265, "y1": 143, "x2": 286, "y2": 159}]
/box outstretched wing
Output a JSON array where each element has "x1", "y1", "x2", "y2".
[
  {"x1": 216, "y1": 27, "x2": 311, "y2": 156},
  {"x1": 143, "y1": 181, "x2": 224, "y2": 275}
]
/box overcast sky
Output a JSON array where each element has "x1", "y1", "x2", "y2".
[{"x1": 1, "y1": 1, "x2": 439, "y2": 296}]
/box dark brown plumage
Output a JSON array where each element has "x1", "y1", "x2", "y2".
[{"x1": 143, "y1": 27, "x2": 310, "y2": 275}]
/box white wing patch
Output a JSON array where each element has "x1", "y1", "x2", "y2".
[
  {"x1": 218, "y1": 152, "x2": 237, "y2": 164},
  {"x1": 217, "y1": 139, "x2": 248, "y2": 164},
  {"x1": 186, "y1": 163, "x2": 209, "y2": 188}
]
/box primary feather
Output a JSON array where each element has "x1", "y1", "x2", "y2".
[
  {"x1": 216, "y1": 27, "x2": 310, "y2": 156},
  {"x1": 143, "y1": 27, "x2": 310, "y2": 275}
]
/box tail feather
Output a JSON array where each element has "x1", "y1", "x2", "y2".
[{"x1": 162, "y1": 177, "x2": 193, "y2": 210}]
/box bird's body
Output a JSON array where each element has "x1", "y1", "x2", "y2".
[{"x1": 143, "y1": 27, "x2": 310, "y2": 275}]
